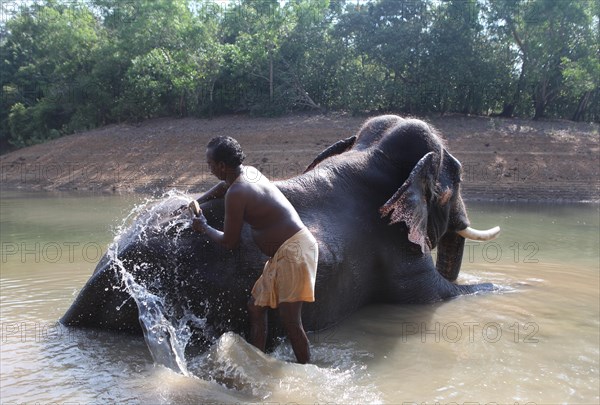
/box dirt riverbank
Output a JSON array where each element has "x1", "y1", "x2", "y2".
[{"x1": 1, "y1": 113, "x2": 598, "y2": 203}]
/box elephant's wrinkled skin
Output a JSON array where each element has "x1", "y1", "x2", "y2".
[{"x1": 61, "y1": 115, "x2": 498, "y2": 346}]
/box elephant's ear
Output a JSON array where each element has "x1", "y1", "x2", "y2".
[
  {"x1": 304, "y1": 135, "x2": 357, "y2": 173},
  {"x1": 379, "y1": 152, "x2": 439, "y2": 253}
]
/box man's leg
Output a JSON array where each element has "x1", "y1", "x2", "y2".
[
  {"x1": 278, "y1": 301, "x2": 310, "y2": 364},
  {"x1": 247, "y1": 297, "x2": 268, "y2": 351}
]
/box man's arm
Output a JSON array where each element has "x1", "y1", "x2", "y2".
[
  {"x1": 195, "y1": 181, "x2": 228, "y2": 205},
  {"x1": 172, "y1": 181, "x2": 228, "y2": 216},
  {"x1": 192, "y1": 186, "x2": 245, "y2": 250}
]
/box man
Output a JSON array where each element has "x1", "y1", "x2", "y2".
[{"x1": 187, "y1": 136, "x2": 318, "y2": 364}]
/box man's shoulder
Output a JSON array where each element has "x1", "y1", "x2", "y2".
[
  {"x1": 227, "y1": 175, "x2": 260, "y2": 197},
  {"x1": 226, "y1": 181, "x2": 247, "y2": 195}
]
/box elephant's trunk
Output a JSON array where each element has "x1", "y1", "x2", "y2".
[
  {"x1": 436, "y1": 225, "x2": 501, "y2": 281},
  {"x1": 435, "y1": 232, "x2": 465, "y2": 282},
  {"x1": 457, "y1": 226, "x2": 501, "y2": 241}
]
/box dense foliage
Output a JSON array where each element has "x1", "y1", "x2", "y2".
[{"x1": 1, "y1": 0, "x2": 598, "y2": 148}]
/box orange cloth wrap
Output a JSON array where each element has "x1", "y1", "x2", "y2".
[{"x1": 251, "y1": 228, "x2": 319, "y2": 309}]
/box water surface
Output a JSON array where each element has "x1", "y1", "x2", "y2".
[{"x1": 1, "y1": 191, "x2": 598, "y2": 404}]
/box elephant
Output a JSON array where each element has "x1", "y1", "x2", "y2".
[{"x1": 61, "y1": 114, "x2": 500, "y2": 353}]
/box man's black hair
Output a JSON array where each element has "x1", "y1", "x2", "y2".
[{"x1": 207, "y1": 136, "x2": 246, "y2": 167}]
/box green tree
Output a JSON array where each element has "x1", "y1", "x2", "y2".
[
  {"x1": 562, "y1": 54, "x2": 600, "y2": 122},
  {"x1": 335, "y1": 0, "x2": 434, "y2": 112},
  {"x1": 95, "y1": 0, "x2": 224, "y2": 119},
  {"x1": 1, "y1": 1, "x2": 107, "y2": 146},
  {"x1": 275, "y1": 0, "x2": 334, "y2": 111},
  {"x1": 426, "y1": 0, "x2": 502, "y2": 115},
  {"x1": 221, "y1": 0, "x2": 292, "y2": 113},
  {"x1": 489, "y1": 0, "x2": 598, "y2": 119},
  {"x1": 2, "y1": 0, "x2": 599, "y2": 152},
  {"x1": 332, "y1": 2, "x2": 388, "y2": 113},
  {"x1": 222, "y1": 0, "x2": 351, "y2": 114},
  {"x1": 557, "y1": 1, "x2": 599, "y2": 122}
]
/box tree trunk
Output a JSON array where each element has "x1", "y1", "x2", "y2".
[
  {"x1": 500, "y1": 20, "x2": 528, "y2": 118},
  {"x1": 533, "y1": 86, "x2": 547, "y2": 120},
  {"x1": 534, "y1": 77, "x2": 555, "y2": 120},
  {"x1": 499, "y1": 103, "x2": 515, "y2": 117},
  {"x1": 281, "y1": 58, "x2": 321, "y2": 111},
  {"x1": 572, "y1": 90, "x2": 592, "y2": 121},
  {"x1": 269, "y1": 50, "x2": 273, "y2": 105},
  {"x1": 500, "y1": 58, "x2": 527, "y2": 118},
  {"x1": 208, "y1": 81, "x2": 215, "y2": 118}
]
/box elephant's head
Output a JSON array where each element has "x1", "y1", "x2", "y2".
[
  {"x1": 373, "y1": 119, "x2": 500, "y2": 281},
  {"x1": 305, "y1": 115, "x2": 499, "y2": 282}
]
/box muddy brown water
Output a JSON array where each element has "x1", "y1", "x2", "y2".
[{"x1": 1, "y1": 191, "x2": 598, "y2": 404}]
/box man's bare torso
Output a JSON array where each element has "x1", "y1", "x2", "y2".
[{"x1": 228, "y1": 166, "x2": 304, "y2": 257}]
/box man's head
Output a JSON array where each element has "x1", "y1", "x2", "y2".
[{"x1": 206, "y1": 136, "x2": 246, "y2": 180}]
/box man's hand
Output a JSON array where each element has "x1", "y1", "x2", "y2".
[
  {"x1": 171, "y1": 200, "x2": 202, "y2": 217},
  {"x1": 188, "y1": 200, "x2": 202, "y2": 217},
  {"x1": 192, "y1": 214, "x2": 208, "y2": 233}
]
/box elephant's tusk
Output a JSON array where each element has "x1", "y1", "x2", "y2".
[{"x1": 457, "y1": 226, "x2": 501, "y2": 241}]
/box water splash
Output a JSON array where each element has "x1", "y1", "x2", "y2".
[
  {"x1": 186, "y1": 333, "x2": 383, "y2": 403},
  {"x1": 107, "y1": 190, "x2": 200, "y2": 376}
]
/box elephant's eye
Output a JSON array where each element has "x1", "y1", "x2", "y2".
[{"x1": 439, "y1": 188, "x2": 453, "y2": 206}]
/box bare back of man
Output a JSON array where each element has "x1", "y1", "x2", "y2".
[
  {"x1": 192, "y1": 138, "x2": 316, "y2": 364},
  {"x1": 226, "y1": 167, "x2": 312, "y2": 363},
  {"x1": 229, "y1": 166, "x2": 305, "y2": 257}
]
